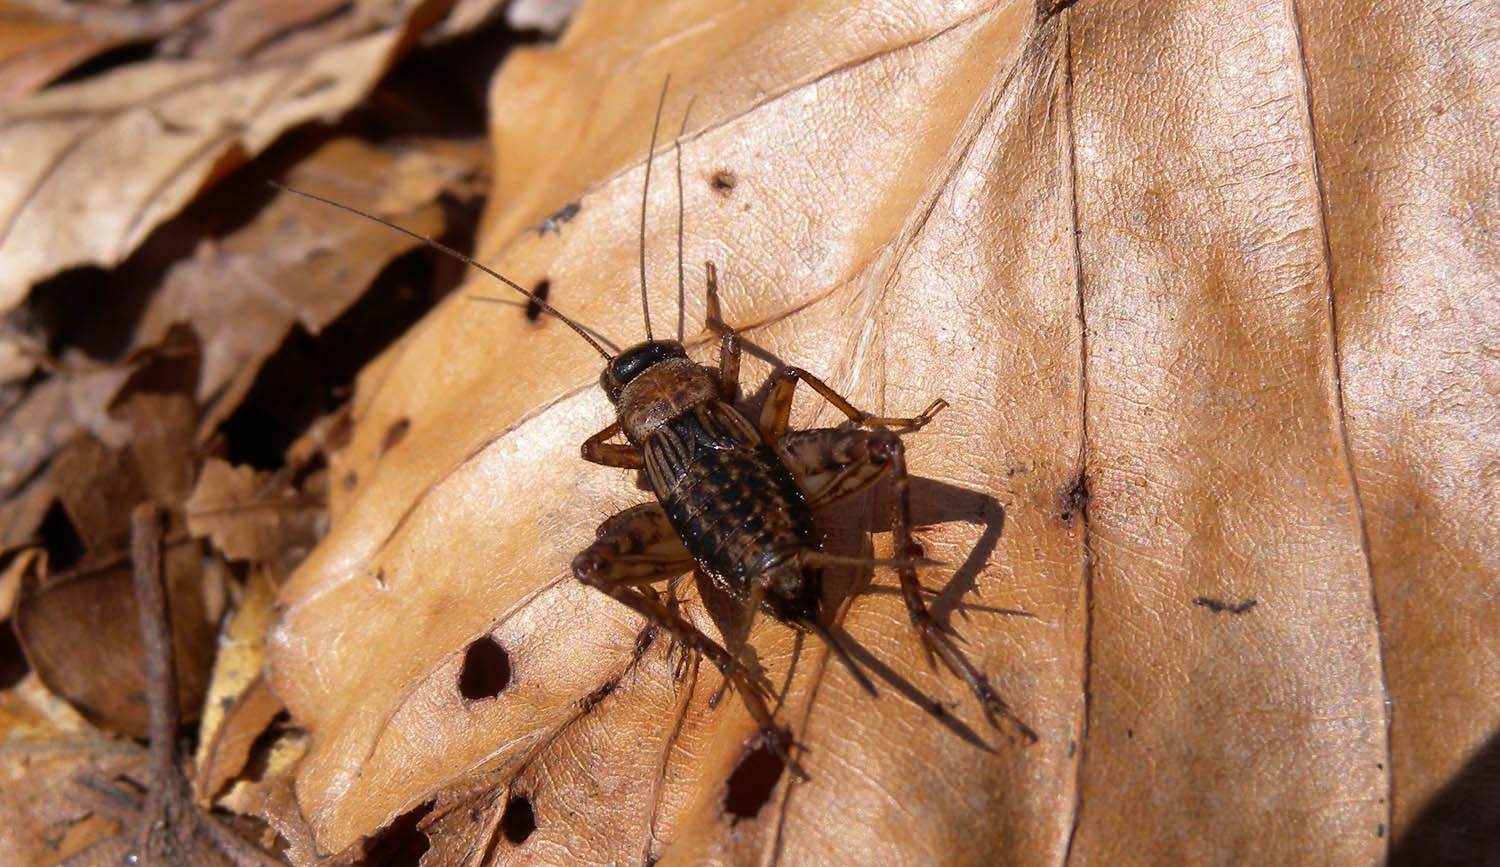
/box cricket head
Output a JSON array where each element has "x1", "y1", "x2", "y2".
[{"x1": 600, "y1": 339, "x2": 688, "y2": 403}]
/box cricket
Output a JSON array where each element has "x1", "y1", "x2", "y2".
[{"x1": 272, "y1": 82, "x2": 1034, "y2": 780}]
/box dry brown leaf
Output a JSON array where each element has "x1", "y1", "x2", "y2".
[
  {"x1": 0, "y1": 0, "x2": 448, "y2": 309},
  {"x1": 185, "y1": 458, "x2": 327, "y2": 578},
  {"x1": 14, "y1": 538, "x2": 217, "y2": 738},
  {"x1": 0, "y1": 362, "x2": 132, "y2": 494},
  {"x1": 0, "y1": 675, "x2": 148, "y2": 865},
  {"x1": 135, "y1": 136, "x2": 486, "y2": 437},
  {"x1": 263, "y1": 0, "x2": 1498, "y2": 863},
  {"x1": 0, "y1": 0, "x2": 214, "y2": 100}
]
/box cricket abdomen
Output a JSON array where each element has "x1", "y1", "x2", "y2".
[{"x1": 642, "y1": 402, "x2": 822, "y2": 618}]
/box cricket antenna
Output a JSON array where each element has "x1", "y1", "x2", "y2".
[
  {"x1": 798, "y1": 617, "x2": 878, "y2": 697},
  {"x1": 674, "y1": 95, "x2": 696, "y2": 342},
  {"x1": 267, "y1": 181, "x2": 617, "y2": 361},
  {"x1": 639, "y1": 74, "x2": 671, "y2": 341}
]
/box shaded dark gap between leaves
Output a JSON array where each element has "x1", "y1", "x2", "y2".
[
  {"x1": 0, "y1": 624, "x2": 28, "y2": 690},
  {"x1": 1390, "y1": 725, "x2": 1500, "y2": 866},
  {"x1": 48, "y1": 42, "x2": 160, "y2": 90},
  {"x1": 362, "y1": 799, "x2": 434, "y2": 867},
  {"x1": 38, "y1": 501, "x2": 85, "y2": 572},
  {"x1": 220, "y1": 245, "x2": 454, "y2": 469}
]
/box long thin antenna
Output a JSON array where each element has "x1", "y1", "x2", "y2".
[
  {"x1": 674, "y1": 95, "x2": 696, "y2": 342},
  {"x1": 268, "y1": 181, "x2": 616, "y2": 360},
  {"x1": 639, "y1": 75, "x2": 671, "y2": 341}
]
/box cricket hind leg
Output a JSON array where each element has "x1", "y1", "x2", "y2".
[
  {"x1": 779, "y1": 426, "x2": 1037, "y2": 744},
  {"x1": 573, "y1": 503, "x2": 809, "y2": 778}
]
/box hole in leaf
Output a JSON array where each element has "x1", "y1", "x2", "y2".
[
  {"x1": 458, "y1": 635, "x2": 511, "y2": 699},
  {"x1": 525, "y1": 279, "x2": 550, "y2": 322},
  {"x1": 500, "y1": 793, "x2": 536, "y2": 844},
  {"x1": 361, "y1": 799, "x2": 433, "y2": 867},
  {"x1": 380, "y1": 418, "x2": 411, "y2": 453},
  {"x1": 723, "y1": 732, "x2": 787, "y2": 821}
]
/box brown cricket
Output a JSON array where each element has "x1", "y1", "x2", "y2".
[{"x1": 272, "y1": 84, "x2": 1034, "y2": 779}]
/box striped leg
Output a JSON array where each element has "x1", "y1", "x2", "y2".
[{"x1": 572, "y1": 503, "x2": 807, "y2": 778}]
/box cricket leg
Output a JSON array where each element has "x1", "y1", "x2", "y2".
[
  {"x1": 582, "y1": 421, "x2": 644, "y2": 469},
  {"x1": 703, "y1": 261, "x2": 741, "y2": 403},
  {"x1": 780, "y1": 427, "x2": 1035, "y2": 742},
  {"x1": 574, "y1": 503, "x2": 808, "y2": 778},
  {"x1": 759, "y1": 365, "x2": 946, "y2": 441}
]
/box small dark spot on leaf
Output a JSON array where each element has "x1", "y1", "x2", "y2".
[
  {"x1": 578, "y1": 679, "x2": 615, "y2": 713},
  {"x1": 380, "y1": 417, "x2": 411, "y2": 454},
  {"x1": 1194, "y1": 597, "x2": 1257, "y2": 615},
  {"x1": 534, "y1": 202, "x2": 580, "y2": 235},
  {"x1": 525, "y1": 279, "x2": 551, "y2": 322},
  {"x1": 1057, "y1": 472, "x2": 1090, "y2": 525},
  {"x1": 361, "y1": 799, "x2": 432, "y2": 867},
  {"x1": 1126, "y1": 728, "x2": 1134, "y2": 739},
  {"x1": 724, "y1": 730, "x2": 788, "y2": 822},
  {"x1": 500, "y1": 793, "x2": 536, "y2": 844},
  {"x1": 1376, "y1": 823, "x2": 1385, "y2": 838},
  {"x1": 710, "y1": 170, "x2": 738, "y2": 195},
  {"x1": 341, "y1": 470, "x2": 358, "y2": 491},
  {"x1": 372, "y1": 568, "x2": 386, "y2": 589},
  {"x1": 459, "y1": 635, "x2": 512, "y2": 700},
  {"x1": 1066, "y1": 740, "x2": 1076, "y2": 758}
]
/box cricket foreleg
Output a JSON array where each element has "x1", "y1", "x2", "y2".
[
  {"x1": 573, "y1": 503, "x2": 808, "y2": 778},
  {"x1": 582, "y1": 421, "x2": 644, "y2": 469},
  {"x1": 759, "y1": 366, "x2": 946, "y2": 442}
]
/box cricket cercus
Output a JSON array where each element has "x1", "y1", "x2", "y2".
[{"x1": 271, "y1": 94, "x2": 1034, "y2": 780}]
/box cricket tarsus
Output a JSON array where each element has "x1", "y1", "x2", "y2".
[{"x1": 266, "y1": 180, "x2": 617, "y2": 360}]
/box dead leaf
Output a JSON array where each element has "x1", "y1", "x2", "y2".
[
  {"x1": 255, "y1": 0, "x2": 1497, "y2": 863},
  {"x1": 14, "y1": 539, "x2": 216, "y2": 738},
  {"x1": 134, "y1": 136, "x2": 485, "y2": 437},
  {"x1": 0, "y1": 0, "x2": 447, "y2": 309},
  {"x1": 0, "y1": 362, "x2": 132, "y2": 494},
  {"x1": 0, "y1": 0, "x2": 213, "y2": 100},
  {"x1": 185, "y1": 458, "x2": 327, "y2": 579},
  {"x1": 0, "y1": 675, "x2": 148, "y2": 865}
]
